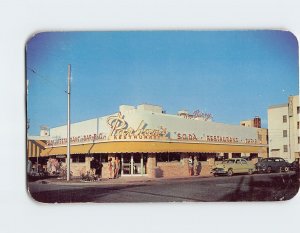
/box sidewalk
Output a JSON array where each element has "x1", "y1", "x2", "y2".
[{"x1": 36, "y1": 174, "x2": 212, "y2": 186}]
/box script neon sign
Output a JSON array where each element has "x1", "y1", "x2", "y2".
[{"x1": 106, "y1": 113, "x2": 168, "y2": 140}]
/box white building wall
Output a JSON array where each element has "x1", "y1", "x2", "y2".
[
  {"x1": 268, "y1": 104, "x2": 289, "y2": 159},
  {"x1": 289, "y1": 96, "x2": 300, "y2": 160},
  {"x1": 268, "y1": 95, "x2": 299, "y2": 162},
  {"x1": 47, "y1": 106, "x2": 262, "y2": 147},
  {"x1": 137, "y1": 104, "x2": 163, "y2": 113},
  {"x1": 128, "y1": 109, "x2": 258, "y2": 142}
]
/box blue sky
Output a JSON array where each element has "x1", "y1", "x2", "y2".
[{"x1": 26, "y1": 31, "x2": 299, "y2": 135}]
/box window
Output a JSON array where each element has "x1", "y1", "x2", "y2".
[
  {"x1": 297, "y1": 122, "x2": 299, "y2": 129},
  {"x1": 168, "y1": 153, "x2": 181, "y2": 162},
  {"x1": 72, "y1": 155, "x2": 85, "y2": 163},
  {"x1": 297, "y1": 106, "x2": 300, "y2": 114},
  {"x1": 156, "y1": 153, "x2": 181, "y2": 162},
  {"x1": 283, "y1": 130, "x2": 288, "y2": 137},
  {"x1": 92, "y1": 153, "x2": 108, "y2": 163},
  {"x1": 232, "y1": 153, "x2": 241, "y2": 158},
  {"x1": 223, "y1": 159, "x2": 235, "y2": 164},
  {"x1": 241, "y1": 160, "x2": 247, "y2": 164},
  {"x1": 298, "y1": 137, "x2": 300, "y2": 144},
  {"x1": 283, "y1": 115, "x2": 287, "y2": 123},
  {"x1": 283, "y1": 145, "x2": 288, "y2": 152}
]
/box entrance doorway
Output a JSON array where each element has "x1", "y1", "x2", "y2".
[{"x1": 121, "y1": 154, "x2": 147, "y2": 176}]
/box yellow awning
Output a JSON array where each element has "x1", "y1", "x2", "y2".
[
  {"x1": 35, "y1": 140, "x2": 47, "y2": 148},
  {"x1": 41, "y1": 141, "x2": 267, "y2": 156},
  {"x1": 90, "y1": 141, "x2": 267, "y2": 154},
  {"x1": 27, "y1": 140, "x2": 46, "y2": 158},
  {"x1": 40, "y1": 144, "x2": 93, "y2": 156}
]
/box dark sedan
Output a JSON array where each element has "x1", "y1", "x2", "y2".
[{"x1": 255, "y1": 157, "x2": 291, "y2": 173}]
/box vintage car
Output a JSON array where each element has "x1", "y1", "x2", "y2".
[
  {"x1": 255, "y1": 157, "x2": 291, "y2": 173},
  {"x1": 211, "y1": 158, "x2": 255, "y2": 176}
]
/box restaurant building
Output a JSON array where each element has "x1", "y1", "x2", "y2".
[{"x1": 30, "y1": 104, "x2": 268, "y2": 178}]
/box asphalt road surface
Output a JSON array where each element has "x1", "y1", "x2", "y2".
[{"x1": 27, "y1": 172, "x2": 299, "y2": 203}]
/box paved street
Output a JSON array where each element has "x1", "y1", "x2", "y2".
[{"x1": 28, "y1": 172, "x2": 299, "y2": 203}]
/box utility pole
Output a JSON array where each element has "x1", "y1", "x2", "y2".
[{"x1": 67, "y1": 64, "x2": 71, "y2": 181}]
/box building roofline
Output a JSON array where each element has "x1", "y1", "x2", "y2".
[{"x1": 268, "y1": 103, "x2": 288, "y2": 109}]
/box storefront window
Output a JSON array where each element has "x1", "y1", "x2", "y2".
[
  {"x1": 198, "y1": 153, "x2": 208, "y2": 161},
  {"x1": 157, "y1": 153, "x2": 180, "y2": 162},
  {"x1": 72, "y1": 155, "x2": 85, "y2": 163},
  {"x1": 249, "y1": 153, "x2": 258, "y2": 159},
  {"x1": 169, "y1": 153, "x2": 181, "y2": 162},
  {"x1": 92, "y1": 153, "x2": 108, "y2": 162},
  {"x1": 232, "y1": 153, "x2": 241, "y2": 158}
]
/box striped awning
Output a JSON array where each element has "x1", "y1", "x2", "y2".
[{"x1": 40, "y1": 144, "x2": 93, "y2": 156}]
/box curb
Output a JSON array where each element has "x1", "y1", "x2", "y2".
[{"x1": 36, "y1": 175, "x2": 214, "y2": 186}]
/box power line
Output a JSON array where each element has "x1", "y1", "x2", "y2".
[{"x1": 26, "y1": 67, "x2": 67, "y2": 93}]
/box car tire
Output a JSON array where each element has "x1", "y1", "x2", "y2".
[
  {"x1": 267, "y1": 166, "x2": 272, "y2": 173},
  {"x1": 248, "y1": 169, "x2": 253, "y2": 175},
  {"x1": 284, "y1": 167, "x2": 289, "y2": 172},
  {"x1": 227, "y1": 169, "x2": 233, "y2": 176}
]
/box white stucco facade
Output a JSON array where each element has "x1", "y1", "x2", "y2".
[
  {"x1": 47, "y1": 104, "x2": 265, "y2": 151},
  {"x1": 268, "y1": 95, "x2": 299, "y2": 162}
]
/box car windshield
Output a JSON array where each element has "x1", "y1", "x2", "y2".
[{"x1": 222, "y1": 159, "x2": 235, "y2": 164}]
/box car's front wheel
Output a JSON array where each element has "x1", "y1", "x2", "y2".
[
  {"x1": 267, "y1": 166, "x2": 272, "y2": 173},
  {"x1": 227, "y1": 169, "x2": 233, "y2": 176},
  {"x1": 248, "y1": 169, "x2": 253, "y2": 175},
  {"x1": 284, "y1": 166, "x2": 289, "y2": 172}
]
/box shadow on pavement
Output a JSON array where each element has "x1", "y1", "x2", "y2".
[
  {"x1": 217, "y1": 172, "x2": 299, "y2": 201},
  {"x1": 28, "y1": 183, "x2": 151, "y2": 203}
]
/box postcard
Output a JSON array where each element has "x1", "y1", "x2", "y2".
[{"x1": 26, "y1": 30, "x2": 299, "y2": 203}]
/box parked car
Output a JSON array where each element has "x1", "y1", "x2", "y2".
[
  {"x1": 290, "y1": 159, "x2": 300, "y2": 172},
  {"x1": 211, "y1": 158, "x2": 255, "y2": 176},
  {"x1": 255, "y1": 157, "x2": 291, "y2": 173}
]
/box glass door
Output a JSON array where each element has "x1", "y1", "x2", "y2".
[
  {"x1": 121, "y1": 154, "x2": 131, "y2": 175},
  {"x1": 133, "y1": 154, "x2": 141, "y2": 175},
  {"x1": 121, "y1": 154, "x2": 147, "y2": 176}
]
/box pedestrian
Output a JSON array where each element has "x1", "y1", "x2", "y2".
[
  {"x1": 98, "y1": 159, "x2": 103, "y2": 180},
  {"x1": 112, "y1": 157, "x2": 116, "y2": 178},
  {"x1": 51, "y1": 159, "x2": 58, "y2": 174},
  {"x1": 108, "y1": 158, "x2": 113, "y2": 179},
  {"x1": 90, "y1": 157, "x2": 96, "y2": 176},
  {"x1": 93, "y1": 158, "x2": 99, "y2": 179},
  {"x1": 193, "y1": 156, "x2": 199, "y2": 176},
  {"x1": 47, "y1": 158, "x2": 52, "y2": 174},
  {"x1": 188, "y1": 155, "x2": 193, "y2": 176},
  {"x1": 114, "y1": 157, "x2": 120, "y2": 178}
]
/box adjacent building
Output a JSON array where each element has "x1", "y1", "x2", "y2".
[
  {"x1": 28, "y1": 104, "x2": 268, "y2": 178},
  {"x1": 240, "y1": 116, "x2": 269, "y2": 160},
  {"x1": 268, "y1": 95, "x2": 300, "y2": 162}
]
